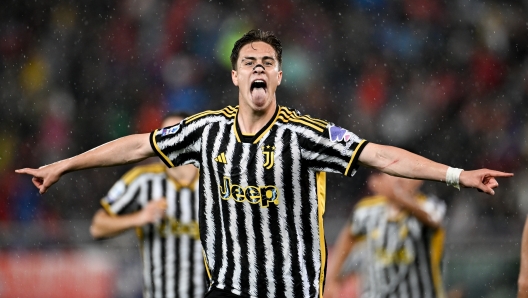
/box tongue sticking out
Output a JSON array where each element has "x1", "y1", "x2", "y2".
[
  {"x1": 250, "y1": 80, "x2": 267, "y2": 101},
  {"x1": 251, "y1": 87, "x2": 266, "y2": 99}
]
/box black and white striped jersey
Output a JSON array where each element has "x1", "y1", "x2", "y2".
[
  {"x1": 150, "y1": 104, "x2": 369, "y2": 298},
  {"x1": 101, "y1": 163, "x2": 206, "y2": 298},
  {"x1": 350, "y1": 194, "x2": 447, "y2": 298}
]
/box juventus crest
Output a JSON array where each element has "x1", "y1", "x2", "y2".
[{"x1": 262, "y1": 145, "x2": 275, "y2": 169}]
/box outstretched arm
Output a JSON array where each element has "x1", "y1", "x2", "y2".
[
  {"x1": 358, "y1": 143, "x2": 513, "y2": 195},
  {"x1": 16, "y1": 133, "x2": 154, "y2": 194},
  {"x1": 325, "y1": 223, "x2": 356, "y2": 298}
]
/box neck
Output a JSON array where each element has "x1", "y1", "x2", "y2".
[
  {"x1": 166, "y1": 164, "x2": 198, "y2": 186},
  {"x1": 237, "y1": 102, "x2": 277, "y2": 135}
]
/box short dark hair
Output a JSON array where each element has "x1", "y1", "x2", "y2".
[{"x1": 230, "y1": 29, "x2": 283, "y2": 70}]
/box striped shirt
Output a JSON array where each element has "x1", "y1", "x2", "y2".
[
  {"x1": 150, "y1": 104, "x2": 368, "y2": 298},
  {"x1": 101, "y1": 163, "x2": 206, "y2": 298},
  {"x1": 350, "y1": 194, "x2": 447, "y2": 298}
]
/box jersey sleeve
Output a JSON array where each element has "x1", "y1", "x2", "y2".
[
  {"x1": 100, "y1": 171, "x2": 141, "y2": 216},
  {"x1": 149, "y1": 115, "x2": 203, "y2": 168},
  {"x1": 300, "y1": 121, "x2": 368, "y2": 177},
  {"x1": 421, "y1": 194, "x2": 447, "y2": 225},
  {"x1": 349, "y1": 205, "x2": 369, "y2": 237}
]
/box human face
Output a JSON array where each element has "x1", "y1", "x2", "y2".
[
  {"x1": 231, "y1": 41, "x2": 283, "y2": 113},
  {"x1": 397, "y1": 177, "x2": 424, "y2": 194},
  {"x1": 367, "y1": 173, "x2": 391, "y2": 197}
]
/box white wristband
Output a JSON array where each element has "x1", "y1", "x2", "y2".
[{"x1": 446, "y1": 167, "x2": 464, "y2": 190}]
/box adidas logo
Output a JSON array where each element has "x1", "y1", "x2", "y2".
[{"x1": 214, "y1": 152, "x2": 227, "y2": 164}]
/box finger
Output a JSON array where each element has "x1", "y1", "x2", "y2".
[
  {"x1": 478, "y1": 183, "x2": 495, "y2": 195},
  {"x1": 31, "y1": 177, "x2": 46, "y2": 193},
  {"x1": 15, "y1": 168, "x2": 37, "y2": 175},
  {"x1": 39, "y1": 186, "x2": 48, "y2": 194},
  {"x1": 40, "y1": 181, "x2": 52, "y2": 194},
  {"x1": 488, "y1": 171, "x2": 514, "y2": 177},
  {"x1": 32, "y1": 177, "x2": 43, "y2": 186},
  {"x1": 485, "y1": 178, "x2": 499, "y2": 189}
]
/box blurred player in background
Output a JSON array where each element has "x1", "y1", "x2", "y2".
[
  {"x1": 325, "y1": 172, "x2": 447, "y2": 298},
  {"x1": 17, "y1": 29, "x2": 513, "y2": 298},
  {"x1": 89, "y1": 111, "x2": 206, "y2": 298},
  {"x1": 518, "y1": 217, "x2": 528, "y2": 298}
]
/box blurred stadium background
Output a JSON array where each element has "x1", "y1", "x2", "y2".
[{"x1": 1, "y1": 0, "x2": 527, "y2": 297}]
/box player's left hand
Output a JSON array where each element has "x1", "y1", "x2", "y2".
[{"x1": 459, "y1": 169, "x2": 513, "y2": 195}]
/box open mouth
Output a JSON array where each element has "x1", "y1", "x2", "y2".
[{"x1": 250, "y1": 80, "x2": 267, "y2": 91}]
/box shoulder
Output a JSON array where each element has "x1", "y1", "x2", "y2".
[
  {"x1": 276, "y1": 106, "x2": 329, "y2": 133},
  {"x1": 121, "y1": 163, "x2": 166, "y2": 185},
  {"x1": 350, "y1": 196, "x2": 387, "y2": 225},
  {"x1": 419, "y1": 193, "x2": 447, "y2": 210},
  {"x1": 354, "y1": 195, "x2": 388, "y2": 211},
  {"x1": 183, "y1": 106, "x2": 237, "y2": 125}
]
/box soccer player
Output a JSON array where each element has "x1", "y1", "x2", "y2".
[
  {"x1": 16, "y1": 29, "x2": 513, "y2": 298},
  {"x1": 325, "y1": 172, "x2": 447, "y2": 298},
  {"x1": 518, "y1": 217, "x2": 528, "y2": 298},
  {"x1": 89, "y1": 111, "x2": 206, "y2": 298}
]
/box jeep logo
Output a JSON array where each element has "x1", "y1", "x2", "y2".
[{"x1": 219, "y1": 176, "x2": 279, "y2": 208}]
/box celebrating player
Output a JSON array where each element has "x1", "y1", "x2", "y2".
[
  {"x1": 16, "y1": 29, "x2": 513, "y2": 298},
  {"x1": 89, "y1": 112, "x2": 206, "y2": 298}
]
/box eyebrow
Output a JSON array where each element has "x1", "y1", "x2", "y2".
[{"x1": 241, "y1": 56, "x2": 276, "y2": 61}]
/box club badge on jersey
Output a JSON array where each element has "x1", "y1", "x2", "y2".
[{"x1": 262, "y1": 145, "x2": 275, "y2": 169}]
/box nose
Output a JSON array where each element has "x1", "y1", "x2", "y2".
[{"x1": 253, "y1": 64, "x2": 265, "y2": 73}]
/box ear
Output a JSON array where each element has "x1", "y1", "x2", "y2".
[
  {"x1": 277, "y1": 70, "x2": 283, "y2": 86},
  {"x1": 231, "y1": 70, "x2": 238, "y2": 86}
]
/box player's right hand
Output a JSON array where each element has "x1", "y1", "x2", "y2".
[{"x1": 15, "y1": 163, "x2": 63, "y2": 194}]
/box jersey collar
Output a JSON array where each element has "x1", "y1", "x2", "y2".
[{"x1": 234, "y1": 104, "x2": 280, "y2": 144}]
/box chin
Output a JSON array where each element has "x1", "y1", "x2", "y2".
[{"x1": 251, "y1": 98, "x2": 271, "y2": 110}]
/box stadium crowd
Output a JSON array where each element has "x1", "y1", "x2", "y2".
[{"x1": 0, "y1": 0, "x2": 527, "y2": 294}]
